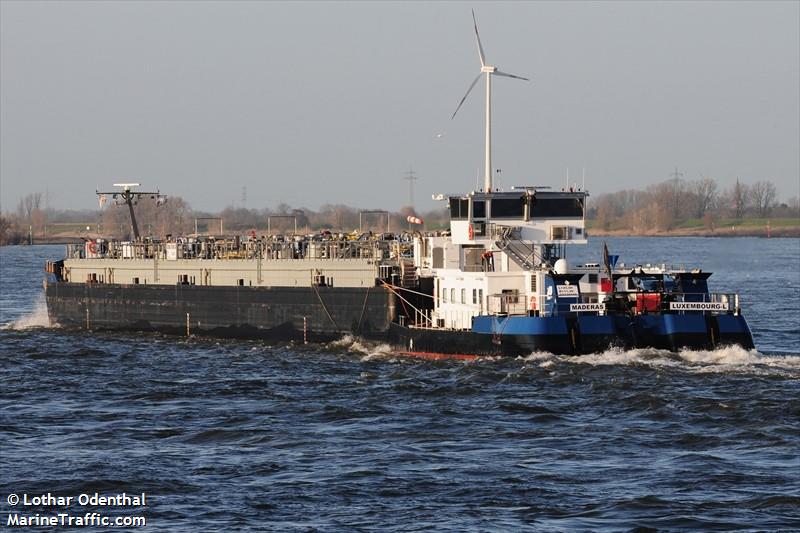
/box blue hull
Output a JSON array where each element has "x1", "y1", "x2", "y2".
[{"x1": 467, "y1": 313, "x2": 754, "y2": 355}]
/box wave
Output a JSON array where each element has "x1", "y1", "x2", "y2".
[
  {"x1": 520, "y1": 345, "x2": 800, "y2": 377},
  {"x1": 0, "y1": 296, "x2": 55, "y2": 330},
  {"x1": 330, "y1": 334, "x2": 798, "y2": 376},
  {"x1": 327, "y1": 334, "x2": 395, "y2": 360},
  {"x1": 678, "y1": 345, "x2": 800, "y2": 367}
]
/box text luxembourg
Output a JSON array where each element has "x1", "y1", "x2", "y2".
[{"x1": 669, "y1": 302, "x2": 728, "y2": 311}]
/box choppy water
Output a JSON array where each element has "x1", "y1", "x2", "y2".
[{"x1": 1, "y1": 239, "x2": 799, "y2": 531}]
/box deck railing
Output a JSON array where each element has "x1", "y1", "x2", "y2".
[
  {"x1": 66, "y1": 238, "x2": 390, "y2": 262},
  {"x1": 482, "y1": 291, "x2": 740, "y2": 318}
]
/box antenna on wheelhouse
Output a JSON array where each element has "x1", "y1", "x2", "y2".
[{"x1": 451, "y1": 10, "x2": 529, "y2": 194}]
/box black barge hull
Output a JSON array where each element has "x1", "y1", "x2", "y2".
[{"x1": 45, "y1": 281, "x2": 395, "y2": 343}]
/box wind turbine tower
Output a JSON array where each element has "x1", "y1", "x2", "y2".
[{"x1": 452, "y1": 10, "x2": 529, "y2": 193}]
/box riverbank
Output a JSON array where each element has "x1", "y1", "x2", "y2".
[
  {"x1": 589, "y1": 225, "x2": 800, "y2": 238},
  {"x1": 1, "y1": 235, "x2": 85, "y2": 246},
  {"x1": 588, "y1": 217, "x2": 800, "y2": 238}
]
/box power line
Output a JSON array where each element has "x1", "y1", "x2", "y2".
[
  {"x1": 402, "y1": 168, "x2": 418, "y2": 211},
  {"x1": 669, "y1": 166, "x2": 684, "y2": 218}
]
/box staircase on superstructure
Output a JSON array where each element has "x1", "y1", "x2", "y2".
[{"x1": 495, "y1": 227, "x2": 541, "y2": 271}]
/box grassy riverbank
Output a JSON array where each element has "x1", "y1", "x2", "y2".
[{"x1": 588, "y1": 218, "x2": 800, "y2": 237}]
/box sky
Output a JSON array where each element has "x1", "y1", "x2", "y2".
[{"x1": 1, "y1": 1, "x2": 798, "y2": 214}]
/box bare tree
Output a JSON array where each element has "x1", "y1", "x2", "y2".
[
  {"x1": 666, "y1": 176, "x2": 687, "y2": 220},
  {"x1": 17, "y1": 192, "x2": 43, "y2": 223},
  {"x1": 749, "y1": 180, "x2": 777, "y2": 218},
  {"x1": 653, "y1": 201, "x2": 675, "y2": 232},
  {"x1": 730, "y1": 179, "x2": 749, "y2": 220},
  {"x1": 647, "y1": 181, "x2": 681, "y2": 229},
  {"x1": 593, "y1": 196, "x2": 616, "y2": 230},
  {"x1": 689, "y1": 177, "x2": 718, "y2": 218},
  {"x1": 0, "y1": 214, "x2": 12, "y2": 243},
  {"x1": 787, "y1": 196, "x2": 800, "y2": 217}
]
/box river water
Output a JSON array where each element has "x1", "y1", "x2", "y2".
[{"x1": 1, "y1": 239, "x2": 798, "y2": 531}]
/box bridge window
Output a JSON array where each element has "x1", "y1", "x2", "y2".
[
  {"x1": 491, "y1": 197, "x2": 525, "y2": 218},
  {"x1": 530, "y1": 198, "x2": 584, "y2": 218},
  {"x1": 449, "y1": 198, "x2": 469, "y2": 219},
  {"x1": 472, "y1": 200, "x2": 486, "y2": 218}
]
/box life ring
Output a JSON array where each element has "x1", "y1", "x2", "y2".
[
  {"x1": 88, "y1": 241, "x2": 97, "y2": 254},
  {"x1": 468, "y1": 224, "x2": 474, "y2": 240},
  {"x1": 530, "y1": 296, "x2": 537, "y2": 310}
]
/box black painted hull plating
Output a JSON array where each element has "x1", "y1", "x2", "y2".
[{"x1": 45, "y1": 282, "x2": 395, "y2": 343}]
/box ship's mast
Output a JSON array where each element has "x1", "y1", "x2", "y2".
[{"x1": 96, "y1": 183, "x2": 163, "y2": 240}]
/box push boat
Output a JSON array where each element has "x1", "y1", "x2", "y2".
[
  {"x1": 385, "y1": 186, "x2": 754, "y2": 357},
  {"x1": 43, "y1": 12, "x2": 754, "y2": 358}
]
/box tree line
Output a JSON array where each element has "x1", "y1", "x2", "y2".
[
  {"x1": 588, "y1": 177, "x2": 798, "y2": 232},
  {"x1": 2, "y1": 176, "x2": 797, "y2": 244}
]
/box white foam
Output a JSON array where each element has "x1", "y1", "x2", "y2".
[
  {"x1": 327, "y1": 333, "x2": 395, "y2": 359},
  {"x1": 352, "y1": 340, "x2": 394, "y2": 358},
  {"x1": 328, "y1": 334, "x2": 357, "y2": 348},
  {"x1": 534, "y1": 345, "x2": 800, "y2": 377},
  {"x1": 677, "y1": 346, "x2": 800, "y2": 375},
  {"x1": 678, "y1": 345, "x2": 759, "y2": 365},
  {"x1": 572, "y1": 348, "x2": 628, "y2": 365},
  {"x1": 327, "y1": 332, "x2": 799, "y2": 374},
  {"x1": 1, "y1": 296, "x2": 54, "y2": 330},
  {"x1": 519, "y1": 351, "x2": 556, "y2": 362}
]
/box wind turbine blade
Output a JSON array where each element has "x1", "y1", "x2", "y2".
[
  {"x1": 451, "y1": 73, "x2": 483, "y2": 120},
  {"x1": 494, "y1": 70, "x2": 529, "y2": 81},
  {"x1": 472, "y1": 9, "x2": 486, "y2": 67}
]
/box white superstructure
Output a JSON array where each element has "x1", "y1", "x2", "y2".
[{"x1": 414, "y1": 187, "x2": 591, "y2": 330}]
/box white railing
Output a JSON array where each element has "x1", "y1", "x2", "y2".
[{"x1": 66, "y1": 239, "x2": 386, "y2": 262}]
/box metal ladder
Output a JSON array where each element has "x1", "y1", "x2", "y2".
[
  {"x1": 495, "y1": 227, "x2": 540, "y2": 271},
  {"x1": 400, "y1": 259, "x2": 418, "y2": 286}
]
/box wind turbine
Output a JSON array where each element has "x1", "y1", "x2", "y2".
[{"x1": 452, "y1": 10, "x2": 529, "y2": 193}]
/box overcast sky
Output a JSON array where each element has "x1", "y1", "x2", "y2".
[{"x1": 1, "y1": 1, "x2": 798, "y2": 214}]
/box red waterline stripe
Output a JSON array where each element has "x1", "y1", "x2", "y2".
[{"x1": 394, "y1": 350, "x2": 480, "y2": 361}]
